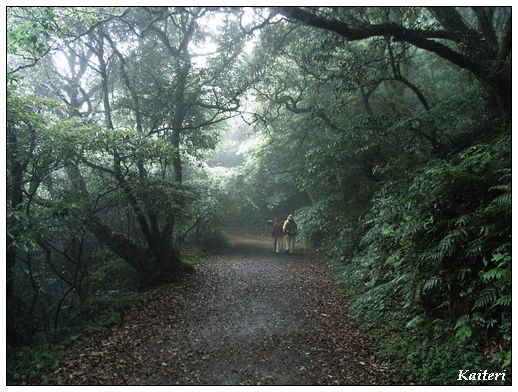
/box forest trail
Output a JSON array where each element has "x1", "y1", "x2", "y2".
[{"x1": 50, "y1": 236, "x2": 392, "y2": 385}]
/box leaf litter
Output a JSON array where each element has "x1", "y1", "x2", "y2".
[{"x1": 49, "y1": 236, "x2": 393, "y2": 385}]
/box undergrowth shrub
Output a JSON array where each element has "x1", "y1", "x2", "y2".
[
  {"x1": 197, "y1": 227, "x2": 229, "y2": 251},
  {"x1": 81, "y1": 251, "x2": 142, "y2": 324},
  {"x1": 7, "y1": 342, "x2": 62, "y2": 385},
  {"x1": 7, "y1": 250, "x2": 144, "y2": 385},
  {"x1": 88, "y1": 250, "x2": 140, "y2": 293},
  {"x1": 304, "y1": 133, "x2": 511, "y2": 384}
]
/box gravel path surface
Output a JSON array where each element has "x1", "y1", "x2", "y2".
[{"x1": 50, "y1": 236, "x2": 392, "y2": 385}]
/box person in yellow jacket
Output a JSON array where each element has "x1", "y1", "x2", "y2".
[{"x1": 283, "y1": 214, "x2": 298, "y2": 254}]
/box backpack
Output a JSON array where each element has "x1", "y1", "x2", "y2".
[{"x1": 285, "y1": 220, "x2": 297, "y2": 235}]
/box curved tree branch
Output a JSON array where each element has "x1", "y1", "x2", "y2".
[{"x1": 275, "y1": 7, "x2": 485, "y2": 78}]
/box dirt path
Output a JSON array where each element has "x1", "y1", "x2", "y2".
[{"x1": 51, "y1": 236, "x2": 392, "y2": 385}]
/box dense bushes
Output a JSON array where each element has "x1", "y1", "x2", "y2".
[
  {"x1": 310, "y1": 133, "x2": 511, "y2": 384},
  {"x1": 7, "y1": 343, "x2": 63, "y2": 385},
  {"x1": 7, "y1": 249, "x2": 144, "y2": 384},
  {"x1": 87, "y1": 253, "x2": 140, "y2": 293}
]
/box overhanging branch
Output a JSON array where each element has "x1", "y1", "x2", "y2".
[{"x1": 275, "y1": 7, "x2": 485, "y2": 77}]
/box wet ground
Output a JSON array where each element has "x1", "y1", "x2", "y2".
[{"x1": 50, "y1": 236, "x2": 392, "y2": 385}]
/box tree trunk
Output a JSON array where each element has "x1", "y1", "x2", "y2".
[
  {"x1": 7, "y1": 126, "x2": 25, "y2": 345},
  {"x1": 481, "y1": 71, "x2": 511, "y2": 122},
  {"x1": 86, "y1": 216, "x2": 157, "y2": 282},
  {"x1": 172, "y1": 128, "x2": 183, "y2": 183},
  {"x1": 360, "y1": 85, "x2": 377, "y2": 117}
]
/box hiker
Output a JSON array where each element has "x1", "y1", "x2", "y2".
[
  {"x1": 271, "y1": 216, "x2": 283, "y2": 253},
  {"x1": 283, "y1": 214, "x2": 298, "y2": 254}
]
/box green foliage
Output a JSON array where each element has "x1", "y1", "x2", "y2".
[
  {"x1": 7, "y1": 343, "x2": 62, "y2": 385},
  {"x1": 7, "y1": 6, "x2": 251, "y2": 354},
  {"x1": 78, "y1": 251, "x2": 143, "y2": 328},
  {"x1": 87, "y1": 251, "x2": 140, "y2": 293},
  {"x1": 322, "y1": 133, "x2": 511, "y2": 383},
  {"x1": 7, "y1": 7, "x2": 58, "y2": 58}
]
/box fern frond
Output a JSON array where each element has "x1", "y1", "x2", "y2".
[
  {"x1": 455, "y1": 215, "x2": 470, "y2": 227},
  {"x1": 489, "y1": 184, "x2": 511, "y2": 193},
  {"x1": 474, "y1": 287, "x2": 498, "y2": 309},
  {"x1": 482, "y1": 267, "x2": 510, "y2": 282},
  {"x1": 494, "y1": 295, "x2": 511, "y2": 308},
  {"x1": 423, "y1": 276, "x2": 442, "y2": 291},
  {"x1": 492, "y1": 192, "x2": 511, "y2": 207}
]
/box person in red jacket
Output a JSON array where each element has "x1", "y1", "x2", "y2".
[{"x1": 271, "y1": 216, "x2": 283, "y2": 253}]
